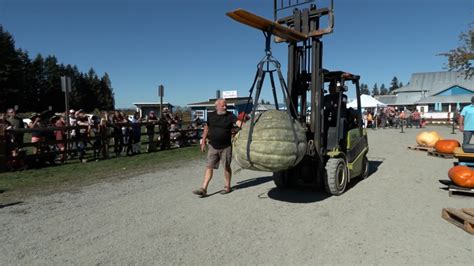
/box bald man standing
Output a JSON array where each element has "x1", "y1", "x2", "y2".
[{"x1": 193, "y1": 99, "x2": 241, "y2": 197}]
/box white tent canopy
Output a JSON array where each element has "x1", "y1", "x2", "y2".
[{"x1": 347, "y1": 94, "x2": 387, "y2": 108}]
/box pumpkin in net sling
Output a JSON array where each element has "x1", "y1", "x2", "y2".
[
  {"x1": 434, "y1": 139, "x2": 460, "y2": 154},
  {"x1": 448, "y1": 165, "x2": 474, "y2": 188},
  {"x1": 233, "y1": 110, "x2": 307, "y2": 172}
]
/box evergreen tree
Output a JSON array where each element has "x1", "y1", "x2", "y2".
[
  {"x1": 31, "y1": 54, "x2": 47, "y2": 112},
  {"x1": 371, "y1": 83, "x2": 379, "y2": 96},
  {"x1": 360, "y1": 83, "x2": 370, "y2": 95},
  {"x1": 389, "y1": 76, "x2": 399, "y2": 94},
  {"x1": 399, "y1": 82, "x2": 403, "y2": 88},
  {"x1": 380, "y1": 83, "x2": 388, "y2": 95},
  {"x1": 43, "y1": 55, "x2": 64, "y2": 111},
  {"x1": 0, "y1": 25, "x2": 21, "y2": 111},
  {"x1": 99, "y1": 72, "x2": 115, "y2": 110}
]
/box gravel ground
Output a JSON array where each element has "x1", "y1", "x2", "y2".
[{"x1": 0, "y1": 125, "x2": 472, "y2": 264}]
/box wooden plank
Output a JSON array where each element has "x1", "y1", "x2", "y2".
[
  {"x1": 427, "y1": 150, "x2": 454, "y2": 159},
  {"x1": 442, "y1": 208, "x2": 474, "y2": 234},
  {"x1": 407, "y1": 145, "x2": 433, "y2": 152},
  {"x1": 454, "y1": 147, "x2": 474, "y2": 158},
  {"x1": 462, "y1": 208, "x2": 474, "y2": 216},
  {"x1": 226, "y1": 9, "x2": 307, "y2": 42}
]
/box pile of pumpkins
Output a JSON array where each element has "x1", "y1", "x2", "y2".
[{"x1": 416, "y1": 131, "x2": 473, "y2": 188}]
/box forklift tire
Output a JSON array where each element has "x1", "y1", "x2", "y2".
[
  {"x1": 361, "y1": 155, "x2": 369, "y2": 179},
  {"x1": 273, "y1": 171, "x2": 289, "y2": 188},
  {"x1": 324, "y1": 158, "x2": 348, "y2": 195}
]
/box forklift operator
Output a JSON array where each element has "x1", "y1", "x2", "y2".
[{"x1": 324, "y1": 81, "x2": 348, "y2": 127}]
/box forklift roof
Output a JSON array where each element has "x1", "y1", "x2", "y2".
[{"x1": 323, "y1": 71, "x2": 360, "y2": 82}]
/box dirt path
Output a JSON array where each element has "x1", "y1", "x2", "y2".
[{"x1": 0, "y1": 126, "x2": 472, "y2": 264}]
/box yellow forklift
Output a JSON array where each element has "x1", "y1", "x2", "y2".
[{"x1": 228, "y1": 0, "x2": 369, "y2": 195}]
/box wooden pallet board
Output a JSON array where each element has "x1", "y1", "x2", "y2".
[
  {"x1": 407, "y1": 145, "x2": 433, "y2": 152},
  {"x1": 428, "y1": 150, "x2": 454, "y2": 159},
  {"x1": 453, "y1": 147, "x2": 474, "y2": 158},
  {"x1": 448, "y1": 185, "x2": 474, "y2": 197},
  {"x1": 442, "y1": 208, "x2": 474, "y2": 234},
  {"x1": 226, "y1": 9, "x2": 307, "y2": 42}
]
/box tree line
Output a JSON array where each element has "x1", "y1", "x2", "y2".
[
  {"x1": 359, "y1": 76, "x2": 404, "y2": 97},
  {"x1": 0, "y1": 25, "x2": 115, "y2": 113}
]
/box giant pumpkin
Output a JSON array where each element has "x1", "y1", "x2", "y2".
[
  {"x1": 416, "y1": 131, "x2": 442, "y2": 147},
  {"x1": 233, "y1": 110, "x2": 307, "y2": 172},
  {"x1": 435, "y1": 139, "x2": 460, "y2": 154},
  {"x1": 448, "y1": 166, "x2": 474, "y2": 188}
]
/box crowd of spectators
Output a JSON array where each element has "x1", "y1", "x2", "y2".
[
  {"x1": 0, "y1": 107, "x2": 204, "y2": 170},
  {"x1": 362, "y1": 107, "x2": 425, "y2": 129}
]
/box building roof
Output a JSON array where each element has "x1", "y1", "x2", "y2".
[
  {"x1": 375, "y1": 93, "x2": 422, "y2": 105},
  {"x1": 415, "y1": 94, "x2": 472, "y2": 104},
  {"x1": 393, "y1": 71, "x2": 474, "y2": 96},
  {"x1": 187, "y1": 97, "x2": 252, "y2": 107},
  {"x1": 133, "y1": 102, "x2": 174, "y2": 107}
]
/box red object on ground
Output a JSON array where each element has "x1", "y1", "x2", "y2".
[
  {"x1": 435, "y1": 139, "x2": 460, "y2": 154},
  {"x1": 448, "y1": 166, "x2": 474, "y2": 188}
]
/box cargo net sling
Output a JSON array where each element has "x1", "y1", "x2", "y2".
[{"x1": 228, "y1": 11, "x2": 307, "y2": 172}]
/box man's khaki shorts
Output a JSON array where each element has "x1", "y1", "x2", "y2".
[{"x1": 207, "y1": 145, "x2": 232, "y2": 169}]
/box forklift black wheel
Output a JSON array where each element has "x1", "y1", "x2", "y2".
[
  {"x1": 324, "y1": 158, "x2": 348, "y2": 195},
  {"x1": 273, "y1": 171, "x2": 289, "y2": 188},
  {"x1": 361, "y1": 155, "x2": 369, "y2": 179}
]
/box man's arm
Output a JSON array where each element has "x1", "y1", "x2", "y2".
[
  {"x1": 459, "y1": 115, "x2": 464, "y2": 132},
  {"x1": 200, "y1": 124, "x2": 208, "y2": 152}
]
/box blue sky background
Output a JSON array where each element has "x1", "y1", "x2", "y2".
[{"x1": 1, "y1": 0, "x2": 472, "y2": 108}]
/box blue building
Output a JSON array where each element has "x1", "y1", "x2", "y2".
[
  {"x1": 187, "y1": 97, "x2": 253, "y2": 121},
  {"x1": 376, "y1": 71, "x2": 474, "y2": 121}
]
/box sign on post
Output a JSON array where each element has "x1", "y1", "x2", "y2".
[
  {"x1": 158, "y1": 85, "x2": 164, "y2": 117},
  {"x1": 222, "y1": 90, "x2": 238, "y2": 99}
]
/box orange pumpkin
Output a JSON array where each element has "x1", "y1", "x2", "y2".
[
  {"x1": 448, "y1": 166, "x2": 474, "y2": 188},
  {"x1": 416, "y1": 131, "x2": 442, "y2": 147},
  {"x1": 435, "y1": 139, "x2": 460, "y2": 154}
]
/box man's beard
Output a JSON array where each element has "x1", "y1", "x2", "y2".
[{"x1": 216, "y1": 110, "x2": 226, "y2": 115}]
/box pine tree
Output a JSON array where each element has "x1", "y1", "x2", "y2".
[
  {"x1": 99, "y1": 72, "x2": 115, "y2": 110},
  {"x1": 389, "y1": 76, "x2": 399, "y2": 94},
  {"x1": 371, "y1": 83, "x2": 379, "y2": 96},
  {"x1": 399, "y1": 82, "x2": 403, "y2": 88},
  {"x1": 380, "y1": 83, "x2": 388, "y2": 95},
  {"x1": 360, "y1": 83, "x2": 370, "y2": 95},
  {"x1": 0, "y1": 25, "x2": 21, "y2": 111}
]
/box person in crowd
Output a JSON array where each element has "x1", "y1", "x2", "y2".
[
  {"x1": 169, "y1": 123, "x2": 182, "y2": 148},
  {"x1": 28, "y1": 113, "x2": 43, "y2": 155},
  {"x1": 75, "y1": 110, "x2": 90, "y2": 163},
  {"x1": 131, "y1": 112, "x2": 142, "y2": 155},
  {"x1": 68, "y1": 109, "x2": 78, "y2": 158},
  {"x1": 53, "y1": 114, "x2": 66, "y2": 163},
  {"x1": 6, "y1": 108, "x2": 24, "y2": 149},
  {"x1": 145, "y1": 111, "x2": 158, "y2": 152},
  {"x1": 159, "y1": 110, "x2": 171, "y2": 150},
  {"x1": 412, "y1": 109, "x2": 421, "y2": 128},
  {"x1": 112, "y1": 110, "x2": 125, "y2": 157},
  {"x1": 192, "y1": 98, "x2": 242, "y2": 197},
  {"x1": 367, "y1": 111, "x2": 373, "y2": 129},
  {"x1": 459, "y1": 96, "x2": 474, "y2": 145},
  {"x1": 90, "y1": 115, "x2": 103, "y2": 161},
  {"x1": 405, "y1": 108, "x2": 413, "y2": 128}
]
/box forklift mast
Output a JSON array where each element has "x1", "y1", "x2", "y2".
[{"x1": 273, "y1": 0, "x2": 334, "y2": 157}]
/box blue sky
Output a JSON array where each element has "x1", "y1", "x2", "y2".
[{"x1": 1, "y1": 0, "x2": 472, "y2": 108}]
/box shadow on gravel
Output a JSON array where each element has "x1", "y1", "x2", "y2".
[
  {"x1": 368, "y1": 159, "x2": 384, "y2": 177},
  {"x1": 0, "y1": 201, "x2": 24, "y2": 209},
  {"x1": 233, "y1": 176, "x2": 273, "y2": 190},
  {"x1": 266, "y1": 188, "x2": 329, "y2": 203}
]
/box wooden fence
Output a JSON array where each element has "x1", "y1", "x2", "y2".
[{"x1": 0, "y1": 122, "x2": 203, "y2": 172}]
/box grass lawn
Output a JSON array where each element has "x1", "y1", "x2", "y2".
[{"x1": 0, "y1": 146, "x2": 203, "y2": 201}]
